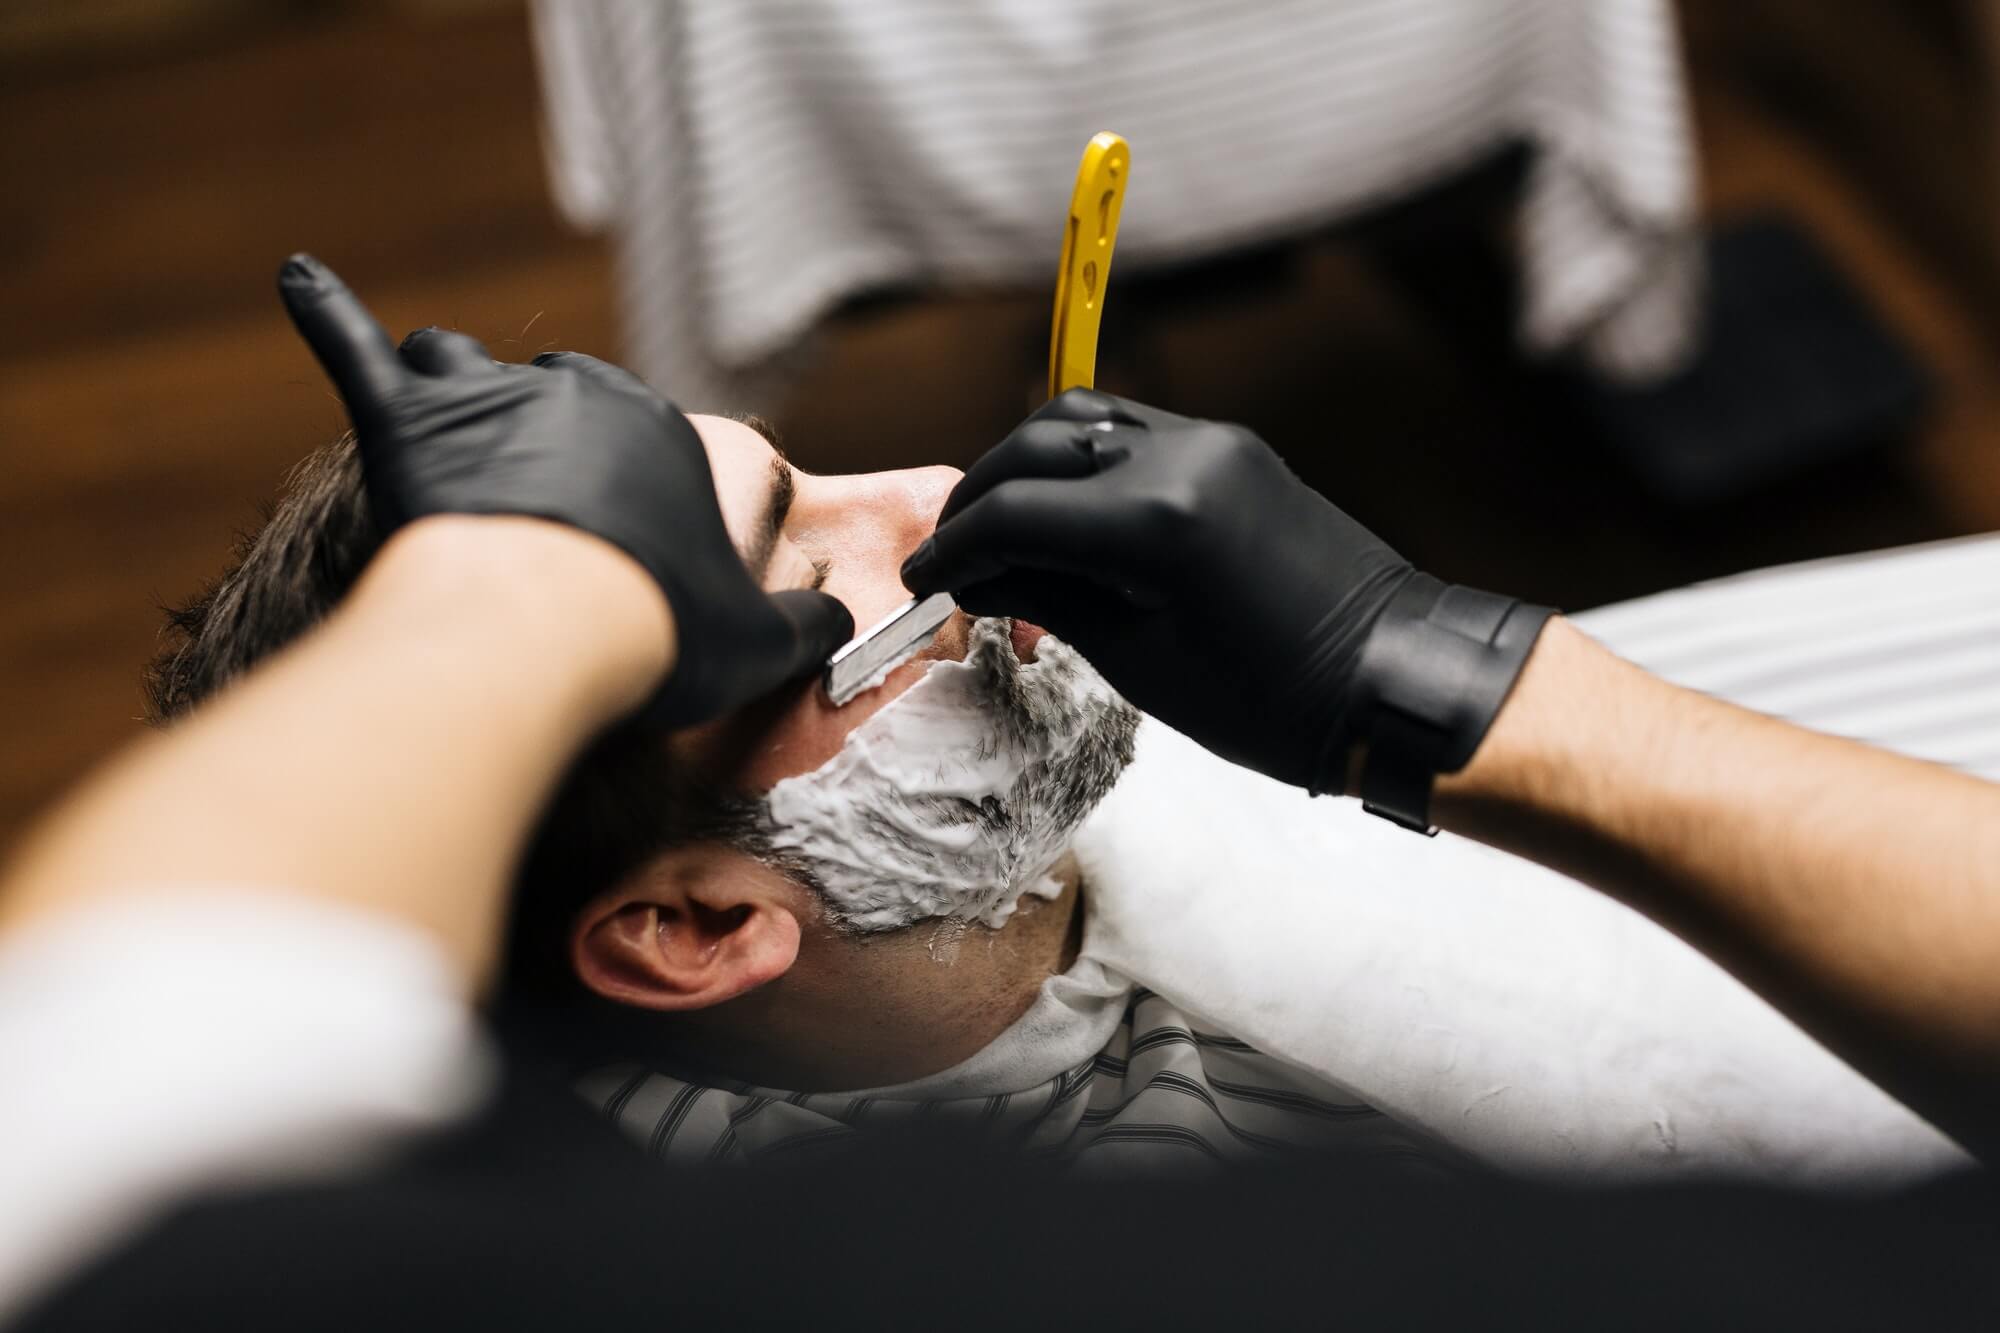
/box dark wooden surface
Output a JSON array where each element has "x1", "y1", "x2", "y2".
[
  {"x1": 1, "y1": 10, "x2": 619, "y2": 844},
  {"x1": 3, "y1": 3, "x2": 1997, "y2": 847}
]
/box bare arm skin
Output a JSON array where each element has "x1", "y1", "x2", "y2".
[
  {"x1": 1431, "y1": 618, "x2": 2000, "y2": 1162},
  {"x1": 0, "y1": 515, "x2": 674, "y2": 991}
]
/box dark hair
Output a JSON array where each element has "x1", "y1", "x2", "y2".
[{"x1": 144, "y1": 434, "x2": 737, "y2": 1003}]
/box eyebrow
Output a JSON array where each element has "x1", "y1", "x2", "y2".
[
  {"x1": 743, "y1": 455, "x2": 795, "y2": 581},
  {"x1": 733, "y1": 412, "x2": 786, "y2": 456}
]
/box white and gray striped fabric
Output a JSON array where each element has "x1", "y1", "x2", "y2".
[
  {"x1": 581, "y1": 988, "x2": 1447, "y2": 1173},
  {"x1": 1579, "y1": 534, "x2": 2000, "y2": 780},
  {"x1": 531, "y1": 0, "x2": 1701, "y2": 412}
]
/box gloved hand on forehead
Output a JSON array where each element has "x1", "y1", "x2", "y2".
[
  {"x1": 901, "y1": 389, "x2": 1553, "y2": 827},
  {"x1": 276, "y1": 253, "x2": 851, "y2": 728}
]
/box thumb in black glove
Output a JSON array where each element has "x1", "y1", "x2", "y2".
[
  {"x1": 277, "y1": 253, "x2": 851, "y2": 728},
  {"x1": 900, "y1": 390, "x2": 1551, "y2": 826}
]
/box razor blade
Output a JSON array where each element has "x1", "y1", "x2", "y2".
[{"x1": 822, "y1": 591, "x2": 957, "y2": 706}]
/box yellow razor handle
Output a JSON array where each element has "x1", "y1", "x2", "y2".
[{"x1": 1048, "y1": 131, "x2": 1130, "y2": 398}]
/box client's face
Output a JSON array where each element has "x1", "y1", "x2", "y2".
[
  {"x1": 681, "y1": 415, "x2": 1140, "y2": 933},
  {"x1": 565, "y1": 414, "x2": 1139, "y2": 1035},
  {"x1": 689, "y1": 414, "x2": 972, "y2": 785}
]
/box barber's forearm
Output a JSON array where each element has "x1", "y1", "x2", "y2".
[
  {"x1": 0, "y1": 516, "x2": 674, "y2": 990},
  {"x1": 1431, "y1": 618, "x2": 2000, "y2": 1157}
]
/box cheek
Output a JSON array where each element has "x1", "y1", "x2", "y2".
[
  {"x1": 814, "y1": 544, "x2": 920, "y2": 636},
  {"x1": 733, "y1": 698, "x2": 848, "y2": 791},
  {"x1": 728, "y1": 656, "x2": 937, "y2": 791}
]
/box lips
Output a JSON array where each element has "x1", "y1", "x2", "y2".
[{"x1": 1010, "y1": 618, "x2": 1046, "y2": 663}]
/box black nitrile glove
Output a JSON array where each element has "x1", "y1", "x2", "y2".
[
  {"x1": 277, "y1": 253, "x2": 851, "y2": 728},
  {"x1": 901, "y1": 390, "x2": 1553, "y2": 827}
]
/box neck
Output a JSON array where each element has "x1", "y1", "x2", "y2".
[{"x1": 665, "y1": 858, "x2": 1085, "y2": 1092}]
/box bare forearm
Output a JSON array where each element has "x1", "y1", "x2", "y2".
[
  {"x1": 0, "y1": 517, "x2": 672, "y2": 989},
  {"x1": 1434, "y1": 619, "x2": 2000, "y2": 1158}
]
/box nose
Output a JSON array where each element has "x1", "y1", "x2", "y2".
[
  {"x1": 790, "y1": 464, "x2": 965, "y2": 571},
  {"x1": 905, "y1": 465, "x2": 964, "y2": 530},
  {"x1": 789, "y1": 465, "x2": 966, "y2": 630},
  {"x1": 873, "y1": 465, "x2": 963, "y2": 571}
]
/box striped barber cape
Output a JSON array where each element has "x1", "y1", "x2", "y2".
[{"x1": 578, "y1": 975, "x2": 1445, "y2": 1173}]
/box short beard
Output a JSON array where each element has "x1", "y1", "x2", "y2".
[{"x1": 725, "y1": 618, "x2": 1139, "y2": 934}]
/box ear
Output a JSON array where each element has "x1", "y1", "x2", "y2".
[{"x1": 571, "y1": 845, "x2": 804, "y2": 1012}]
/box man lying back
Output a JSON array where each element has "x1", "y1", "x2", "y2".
[{"x1": 148, "y1": 366, "x2": 1438, "y2": 1171}]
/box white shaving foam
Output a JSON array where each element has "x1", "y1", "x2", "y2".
[{"x1": 762, "y1": 619, "x2": 1136, "y2": 933}]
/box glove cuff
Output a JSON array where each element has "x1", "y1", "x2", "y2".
[{"x1": 1316, "y1": 575, "x2": 1555, "y2": 832}]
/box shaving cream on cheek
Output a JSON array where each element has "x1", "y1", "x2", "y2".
[{"x1": 760, "y1": 619, "x2": 1135, "y2": 933}]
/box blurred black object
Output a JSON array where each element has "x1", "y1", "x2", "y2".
[
  {"x1": 1339, "y1": 153, "x2": 1931, "y2": 508},
  {"x1": 1561, "y1": 212, "x2": 1930, "y2": 504},
  {"x1": 18, "y1": 1058, "x2": 1999, "y2": 1332}
]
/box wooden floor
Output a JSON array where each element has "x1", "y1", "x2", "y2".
[{"x1": 3, "y1": 4, "x2": 1998, "y2": 845}]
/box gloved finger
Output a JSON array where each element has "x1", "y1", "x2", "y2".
[
  {"x1": 670, "y1": 588, "x2": 855, "y2": 722},
  {"x1": 936, "y1": 418, "x2": 1131, "y2": 526},
  {"x1": 278, "y1": 253, "x2": 407, "y2": 412},
  {"x1": 399, "y1": 327, "x2": 500, "y2": 377},
  {"x1": 953, "y1": 569, "x2": 1128, "y2": 636},
  {"x1": 532, "y1": 351, "x2": 666, "y2": 409},
  {"x1": 764, "y1": 588, "x2": 857, "y2": 679},
  {"x1": 902, "y1": 477, "x2": 1165, "y2": 602}
]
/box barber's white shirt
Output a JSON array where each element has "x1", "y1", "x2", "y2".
[{"x1": 0, "y1": 892, "x2": 491, "y2": 1324}]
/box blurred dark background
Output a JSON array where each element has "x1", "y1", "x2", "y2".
[{"x1": 4, "y1": 0, "x2": 2000, "y2": 846}]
